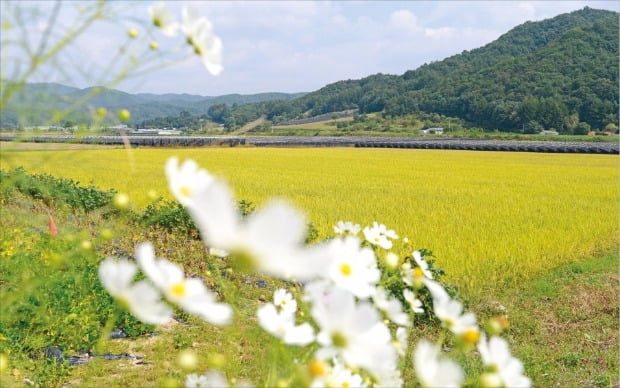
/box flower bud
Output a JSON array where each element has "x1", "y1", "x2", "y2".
[
  {"x1": 100, "y1": 228, "x2": 113, "y2": 240},
  {"x1": 385, "y1": 252, "x2": 399, "y2": 268},
  {"x1": 118, "y1": 109, "x2": 131, "y2": 122},
  {"x1": 113, "y1": 193, "x2": 130, "y2": 209},
  {"x1": 96, "y1": 107, "x2": 108, "y2": 118},
  {"x1": 127, "y1": 28, "x2": 138, "y2": 38},
  {"x1": 486, "y1": 316, "x2": 510, "y2": 335},
  {"x1": 480, "y1": 372, "x2": 502, "y2": 388},
  {"x1": 149, "y1": 41, "x2": 159, "y2": 50},
  {"x1": 176, "y1": 349, "x2": 198, "y2": 371},
  {"x1": 80, "y1": 240, "x2": 92, "y2": 251},
  {"x1": 0, "y1": 353, "x2": 8, "y2": 372}
]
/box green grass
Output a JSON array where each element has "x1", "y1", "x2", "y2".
[
  {"x1": 2, "y1": 190, "x2": 616, "y2": 387},
  {"x1": 1, "y1": 146, "x2": 617, "y2": 296},
  {"x1": 481, "y1": 252, "x2": 619, "y2": 387}
]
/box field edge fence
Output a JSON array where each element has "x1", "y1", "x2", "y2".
[{"x1": 1, "y1": 135, "x2": 618, "y2": 154}]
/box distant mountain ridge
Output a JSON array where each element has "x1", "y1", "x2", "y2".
[
  {"x1": 216, "y1": 7, "x2": 618, "y2": 133},
  {"x1": 2, "y1": 7, "x2": 618, "y2": 133},
  {"x1": 0, "y1": 82, "x2": 306, "y2": 127}
]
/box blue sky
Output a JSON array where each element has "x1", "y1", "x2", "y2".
[{"x1": 3, "y1": 1, "x2": 618, "y2": 96}]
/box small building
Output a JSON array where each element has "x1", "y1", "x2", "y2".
[
  {"x1": 421, "y1": 127, "x2": 444, "y2": 134},
  {"x1": 539, "y1": 130, "x2": 559, "y2": 135}
]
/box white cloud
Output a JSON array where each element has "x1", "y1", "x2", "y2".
[
  {"x1": 424, "y1": 27, "x2": 457, "y2": 40},
  {"x1": 5, "y1": 0, "x2": 618, "y2": 95}
]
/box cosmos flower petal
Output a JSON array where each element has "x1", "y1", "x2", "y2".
[{"x1": 98, "y1": 258, "x2": 137, "y2": 295}]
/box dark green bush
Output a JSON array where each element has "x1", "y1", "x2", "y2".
[{"x1": 0, "y1": 168, "x2": 115, "y2": 212}]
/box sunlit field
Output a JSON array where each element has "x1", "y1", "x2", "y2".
[{"x1": 1, "y1": 146, "x2": 618, "y2": 294}]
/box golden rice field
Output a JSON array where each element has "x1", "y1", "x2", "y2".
[{"x1": 1, "y1": 145, "x2": 618, "y2": 294}]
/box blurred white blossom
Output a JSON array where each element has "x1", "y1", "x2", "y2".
[
  {"x1": 424, "y1": 279, "x2": 478, "y2": 337},
  {"x1": 333, "y1": 221, "x2": 361, "y2": 235},
  {"x1": 413, "y1": 250, "x2": 433, "y2": 279},
  {"x1": 312, "y1": 287, "x2": 397, "y2": 381},
  {"x1": 148, "y1": 2, "x2": 179, "y2": 36},
  {"x1": 403, "y1": 289, "x2": 424, "y2": 313},
  {"x1": 414, "y1": 339, "x2": 464, "y2": 388},
  {"x1": 373, "y1": 288, "x2": 411, "y2": 327},
  {"x1": 273, "y1": 288, "x2": 297, "y2": 315},
  {"x1": 478, "y1": 336, "x2": 531, "y2": 388},
  {"x1": 98, "y1": 258, "x2": 172, "y2": 324},
  {"x1": 257, "y1": 303, "x2": 314, "y2": 346},
  {"x1": 165, "y1": 157, "x2": 214, "y2": 207},
  {"x1": 186, "y1": 371, "x2": 229, "y2": 388},
  {"x1": 363, "y1": 222, "x2": 398, "y2": 249},
  {"x1": 327, "y1": 237, "x2": 380, "y2": 298},
  {"x1": 182, "y1": 6, "x2": 223, "y2": 75},
  {"x1": 136, "y1": 242, "x2": 232, "y2": 325}
]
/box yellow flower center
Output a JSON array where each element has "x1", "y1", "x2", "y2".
[
  {"x1": 462, "y1": 328, "x2": 481, "y2": 344},
  {"x1": 281, "y1": 300, "x2": 286, "y2": 305},
  {"x1": 342, "y1": 382, "x2": 350, "y2": 388},
  {"x1": 373, "y1": 237, "x2": 380, "y2": 242},
  {"x1": 413, "y1": 267, "x2": 425, "y2": 278},
  {"x1": 339, "y1": 263, "x2": 352, "y2": 276},
  {"x1": 332, "y1": 332, "x2": 348, "y2": 348},
  {"x1": 179, "y1": 186, "x2": 192, "y2": 198},
  {"x1": 308, "y1": 360, "x2": 326, "y2": 377},
  {"x1": 170, "y1": 282, "x2": 187, "y2": 298},
  {"x1": 153, "y1": 18, "x2": 162, "y2": 28},
  {"x1": 117, "y1": 295, "x2": 130, "y2": 310}
]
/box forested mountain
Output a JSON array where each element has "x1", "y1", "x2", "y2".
[
  {"x1": 0, "y1": 83, "x2": 305, "y2": 128},
  {"x1": 217, "y1": 7, "x2": 618, "y2": 133}
]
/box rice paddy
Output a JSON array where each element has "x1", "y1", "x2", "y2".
[{"x1": 1, "y1": 145, "x2": 617, "y2": 294}]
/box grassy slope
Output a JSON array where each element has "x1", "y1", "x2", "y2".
[
  {"x1": 492, "y1": 252, "x2": 619, "y2": 387},
  {"x1": 1, "y1": 192, "x2": 616, "y2": 387}
]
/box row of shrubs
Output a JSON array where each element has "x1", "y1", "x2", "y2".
[{"x1": 1, "y1": 168, "x2": 320, "y2": 242}]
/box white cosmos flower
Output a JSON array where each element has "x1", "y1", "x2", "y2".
[
  {"x1": 182, "y1": 7, "x2": 223, "y2": 75},
  {"x1": 327, "y1": 237, "x2": 380, "y2": 299},
  {"x1": 413, "y1": 251, "x2": 433, "y2": 279},
  {"x1": 182, "y1": 169, "x2": 330, "y2": 281},
  {"x1": 363, "y1": 222, "x2": 398, "y2": 249},
  {"x1": 165, "y1": 157, "x2": 214, "y2": 207},
  {"x1": 186, "y1": 371, "x2": 229, "y2": 388},
  {"x1": 333, "y1": 221, "x2": 361, "y2": 235},
  {"x1": 312, "y1": 287, "x2": 397, "y2": 380},
  {"x1": 98, "y1": 258, "x2": 172, "y2": 325},
  {"x1": 136, "y1": 243, "x2": 232, "y2": 325},
  {"x1": 273, "y1": 288, "x2": 297, "y2": 315},
  {"x1": 403, "y1": 289, "x2": 424, "y2": 313},
  {"x1": 394, "y1": 327, "x2": 408, "y2": 357},
  {"x1": 148, "y1": 2, "x2": 179, "y2": 36},
  {"x1": 209, "y1": 247, "x2": 229, "y2": 258},
  {"x1": 330, "y1": 363, "x2": 365, "y2": 388},
  {"x1": 257, "y1": 304, "x2": 314, "y2": 346},
  {"x1": 424, "y1": 279, "x2": 478, "y2": 336},
  {"x1": 478, "y1": 336, "x2": 531, "y2": 388},
  {"x1": 414, "y1": 339, "x2": 464, "y2": 388},
  {"x1": 373, "y1": 288, "x2": 411, "y2": 327}
]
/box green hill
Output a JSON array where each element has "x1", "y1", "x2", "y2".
[{"x1": 220, "y1": 7, "x2": 618, "y2": 133}]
